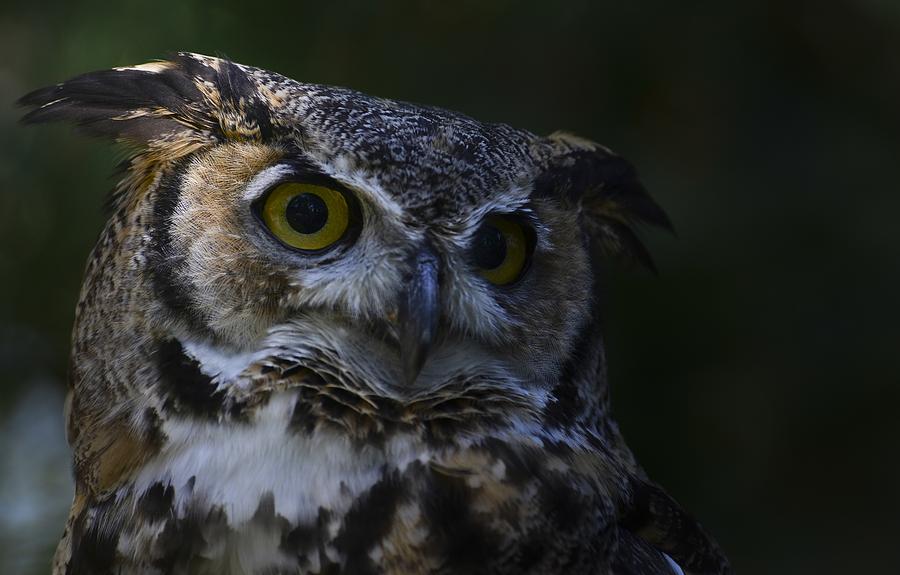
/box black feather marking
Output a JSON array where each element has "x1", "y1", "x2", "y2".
[
  {"x1": 155, "y1": 339, "x2": 224, "y2": 417},
  {"x1": 152, "y1": 504, "x2": 228, "y2": 573},
  {"x1": 137, "y1": 482, "x2": 175, "y2": 522},
  {"x1": 538, "y1": 473, "x2": 589, "y2": 533},
  {"x1": 282, "y1": 508, "x2": 337, "y2": 570},
  {"x1": 514, "y1": 532, "x2": 549, "y2": 571},
  {"x1": 422, "y1": 465, "x2": 505, "y2": 572},
  {"x1": 332, "y1": 470, "x2": 406, "y2": 575},
  {"x1": 143, "y1": 407, "x2": 167, "y2": 447},
  {"x1": 289, "y1": 397, "x2": 318, "y2": 435},
  {"x1": 281, "y1": 516, "x2": 323, "y2": 556},
  {"x1": 148, "y1": 161, "x2": 211, "y2": 333},
  {"x1": 66, "y1": 496, "x2": 123, "y2": 575}
]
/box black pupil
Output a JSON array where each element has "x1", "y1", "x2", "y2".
[
  {"x1": 472, "y1": 224, "x2": 507, "y2": 270},
  {"x1": 285, "y1": 193, "x2": 329, "y2": 234}
]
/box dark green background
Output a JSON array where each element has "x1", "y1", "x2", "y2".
[{"x1": 2, "y1": 0, "x2": 898, "y2": 573}]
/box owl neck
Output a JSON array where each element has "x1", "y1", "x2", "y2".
[{"x1": 541, "y1": 298, "x2": 614, "y2": 433}]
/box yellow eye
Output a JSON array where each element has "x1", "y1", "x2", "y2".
[
  {"x1": 260, "y1": 182, "x2": 350, "y2": 251},
  {"x1": 471, "y1": 215, "x2": 531, "y2": 286}
]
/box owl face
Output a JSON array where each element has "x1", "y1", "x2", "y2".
[
  {"x1": 161, "y1": 141, "x2": 589, "y2": 403},
  {"x1": 22, "y1": 53, "x2": 669, "y2": 431}
]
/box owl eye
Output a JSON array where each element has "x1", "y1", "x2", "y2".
[
  {"x1": 471, "y1": 215, "x2": 532, "y2": 286},
  {"x1": 259, "y1": 182, "x2": 351, "y2": 251}
]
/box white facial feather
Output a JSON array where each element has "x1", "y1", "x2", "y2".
[{"x1": 181, "y1": 339, "x2": 268, "y2": 387}]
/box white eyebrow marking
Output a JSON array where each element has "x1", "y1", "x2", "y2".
[
  {"x1": 242, "y1": 164, "x2": 295, "y2": 202},
  {"x1": 323, "y1": 153, "x2": 405, "y2": 220}
]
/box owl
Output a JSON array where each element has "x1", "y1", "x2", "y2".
[{"x1": 21, "y1": 54, "x2": 731, "y2": 575}]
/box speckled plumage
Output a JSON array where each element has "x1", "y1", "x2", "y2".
[{"x1": 21, "y1": 53, "x2": 731, "y2": 575}]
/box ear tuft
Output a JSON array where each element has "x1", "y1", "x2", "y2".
[
  {"x1": 18, "y1": 53, "x2": 274, "y2": 147},
  {"x1": 536, "y1": 133, "x2": 673, "y2": 272}
]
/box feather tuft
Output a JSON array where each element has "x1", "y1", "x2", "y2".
[{"x1": 536, "y1": 133, "x2": 673, "y2": 272}]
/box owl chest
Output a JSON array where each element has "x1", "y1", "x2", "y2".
[
  {"x1": 108, "y1": 392, "x2": 607, "y2": 574},
  {"x1": 133, "y1": 392, "x2": 419, "y2": 523},
  {"x1": 115, "y1": 392, "x2": 433, "y2": 572}
]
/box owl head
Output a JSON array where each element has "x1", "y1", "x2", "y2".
[{"x1": 21, "y1": 53, "x2": 670, "y2": 440}]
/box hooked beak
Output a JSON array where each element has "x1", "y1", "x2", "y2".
[{"x1": 397, "y1": 243, "x2": 441, "y2": 385}]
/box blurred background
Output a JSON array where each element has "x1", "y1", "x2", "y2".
[{"x1": 2, "y1": 0, "x2": 898, "y2": 572}]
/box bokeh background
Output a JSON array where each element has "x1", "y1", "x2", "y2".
[{"x1": 2, "y1": 0, "x2": 899, "y2": 573}]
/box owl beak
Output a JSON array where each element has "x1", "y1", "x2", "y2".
[{"x1": 398, "y1": 243, "x2": 441, "y2": 385}]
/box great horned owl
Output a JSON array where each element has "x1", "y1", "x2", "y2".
[{"x1": 21, "y1": 53, "x2": 731, "y2": 575}]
